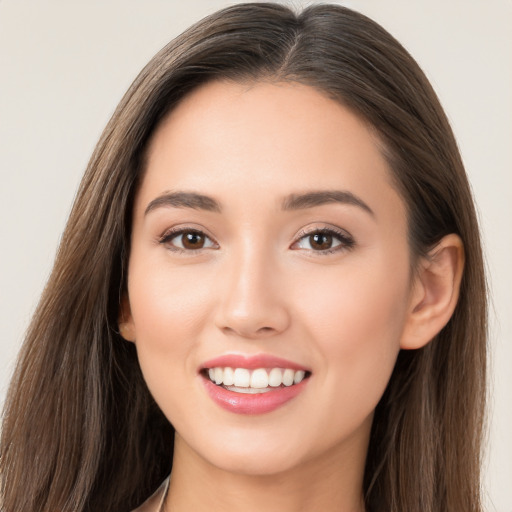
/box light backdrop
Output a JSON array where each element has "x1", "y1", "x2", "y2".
[{"x1": 0, "y1": 1, "x2": 510, "y2": 509}]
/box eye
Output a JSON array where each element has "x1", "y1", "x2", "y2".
[
  {"x1": 159, "y1": 228, "x2": 218, "y2": 252},
  {"x1": 292, "y1": 228, "x2": 354, "y2": 254}
]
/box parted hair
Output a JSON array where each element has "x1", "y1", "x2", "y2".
[{"x1": 0, "y1": 3, "x2": 486, "y2": 511}]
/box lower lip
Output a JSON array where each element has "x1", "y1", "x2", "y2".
[{"x1": 202, "y1": 376, "x2": 309, "y2": 415}]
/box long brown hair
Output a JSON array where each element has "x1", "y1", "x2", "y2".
[{"x1": 1, "y1": 3, "x2": 487, "y2": 511}]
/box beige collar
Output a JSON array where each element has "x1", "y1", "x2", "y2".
[{"x1": 132, "y1": 477, "x2": 170, "y2": 512}]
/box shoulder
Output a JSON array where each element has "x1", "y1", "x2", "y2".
[{"x1": 131, "y1": 477, "x2": 169, "y2": 512}]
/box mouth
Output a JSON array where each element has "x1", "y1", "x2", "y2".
[
  {"x1": 202, "y1": 366, "x2": 310, "y2": 394},
  {"x1": 199, "y1": 354, "x2": 311, "y2": 414}
]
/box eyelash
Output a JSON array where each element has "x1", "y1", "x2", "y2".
[
  {"x1": 292, "y1": 227, "x2": 355, "y2": 255},
  {"x1": 159, "y1": 227, "x2": 218, "y2": 253},
  {"x1": 158, "y1": 226, "x2": 355, "y2": 255}
]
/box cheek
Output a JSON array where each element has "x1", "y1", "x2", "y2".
[
  {"x1": 128, "y1": 258, "x2": 214, "y2": 341},
  {"x1": 126, "y1": 260, "x2": 216, "y2": 410},
  {"x1": 296, "y1": 261, "x2": 409, "y2": 406}
]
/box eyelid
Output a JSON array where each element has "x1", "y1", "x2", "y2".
[
  {"x1": 291, "y1": 225, "x2": 355, "y2": 254},
  {"x1": 158, "y1": 225, "x2": 219, "y2": 252},
  {"x1": 156, "y1": 223, "x2": 354, "y2": 255}
]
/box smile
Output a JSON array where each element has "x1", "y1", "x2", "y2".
[
  {"x1": 206, "y1": 367, "x2": 307, "y2": 393},
  {"x1": 200, "y1": 354, "x2": 311, "y2": 414}
]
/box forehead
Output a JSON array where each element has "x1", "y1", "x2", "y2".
[{"x1": 139, "y1": 80, "x2": 404, "y2": 223}]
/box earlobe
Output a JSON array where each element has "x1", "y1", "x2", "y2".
[
  {"x1": 400, "y1": 234, "x2": 465, "y2": 350},
  {"x1": 118, "y1": 295, "x2": 136, "y2": 343},
  {"x1": 119, "y1": 322, "x2": 136, "y2": 342}
]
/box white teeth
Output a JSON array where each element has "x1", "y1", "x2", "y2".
[
  {"x1": 233, "y1": 368, "x2": 250, "y2": 388},
  {"x1": 282, "y1": 368, "x2": 295, "y2": 387},
  {"x1": 250, "y1": 368, "x2": 269, "y2": 389},
  {"x1": 225, "y1": 386, "x2": 274, "y2": 394},
  {"x1": 294, "y1": 370, "x2": 306, "y2": 384},
  {"x1": 268, "y1": 368, "x2": 283, "y2": 387},
  {"x1": 223, "y1": 367, "x2": 235, "y2": 386},
  {"x1": 206, "y1": 367, "x2": 308, "y2": 389}
]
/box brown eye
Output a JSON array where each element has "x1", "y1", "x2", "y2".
[
  {"x1": 160, "y1": 229, "x2": 217, "y2": 251},
  {"x1": 309, "y1": 233, "x2": 333, "y2": 250},
  {"x1": 182, "y1": 231, "x2": 206, "y2": 249},
  {"x1": 292, "y1": 228, "x2": 354, "y2": 253}
]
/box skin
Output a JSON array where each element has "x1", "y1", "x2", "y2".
[{"x1": 122, "y1": 80, "x2": 464, "y2": 512}]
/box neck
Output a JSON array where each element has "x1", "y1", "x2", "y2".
[{"x1": 164, "y1": 432, "x2": 367, "y2": 512}]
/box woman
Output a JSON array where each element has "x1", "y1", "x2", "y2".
[{"x1": 0, "y1": 3, "x2": 487, "y2": 512}]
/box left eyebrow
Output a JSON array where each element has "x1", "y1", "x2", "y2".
[
  {"x1": 281, "y1": 190, "x2": 374, "y2": 217},
  {"x1": 144, "y1": 191, "x2": 222, "y2": 215}
]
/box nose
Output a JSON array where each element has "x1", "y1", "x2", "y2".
[{"x1": 214, "y1": 246, "x2": 291, "y2": 339}]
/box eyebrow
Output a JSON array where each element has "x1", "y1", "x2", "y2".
[
  {"x1": 144, "y1": 189, "x2": 374, "y2": 217},
  {"x1": 145, "y1": 191, "x2": 222, "y2": 215},
  {"x1": 281, "y1": 190, "x2": 374, "y2": 216}
]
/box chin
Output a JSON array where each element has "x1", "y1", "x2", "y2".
[
  {"x1": 178, "y1": 426, "x2": 308, "y2": 477},
  {"x1": 206, "y1": 446, "x2": 304, "y2": 477}
]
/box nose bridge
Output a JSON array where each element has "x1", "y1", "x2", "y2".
[{"x1": 216, "y1": 238, "x2": 289, "y2": 337}]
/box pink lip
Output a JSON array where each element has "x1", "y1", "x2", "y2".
[
  {"x1": 200, "y1": 354, "x2": 310, "y2": 372},
  {"x1": 199, "y1": 353, "x2": 311, "y2": 415},
  {"x1": 202, "y1": 377, "x2": 309, "y2": 415}
]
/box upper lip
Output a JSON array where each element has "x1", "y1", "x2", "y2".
[{"x1": 200, "y1": 354, "x2": 310, "y2": 372}]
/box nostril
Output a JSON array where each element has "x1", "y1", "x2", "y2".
[{"x1": 220, "y1": 325, "x2": 278, "y2": 339}]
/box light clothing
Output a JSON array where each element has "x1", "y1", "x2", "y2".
[{"x1": 131, "y1": 477, "x2": 170, "y2": 512}]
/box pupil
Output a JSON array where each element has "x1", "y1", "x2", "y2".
[
  {"x1": 311, "y1": 233, "x2": 332, "y2": 250},
  {"x1": 183, "y1": 232, "x2": 204, "y2": 249}
]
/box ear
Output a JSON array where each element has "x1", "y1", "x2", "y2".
[
  {"x1": 400, "y1": 234, "x2": 464, "y2": 350},
  {"x1": 118, "y1": 294, "x2": 136, "y2": 343}
]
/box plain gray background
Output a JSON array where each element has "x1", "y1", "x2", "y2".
[{"x1": 0, "y1": 1, "x2": 510, "y2": 510}]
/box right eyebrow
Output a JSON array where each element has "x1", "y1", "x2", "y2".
[
  {"x1": 144, "y1": 191, "x2": 222, "y2": 215},
  {"x1": 281, "y1": 190, "x2": 374, "y2": 217}
]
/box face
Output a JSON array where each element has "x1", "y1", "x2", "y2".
[{"x1": 123, "y1": 80, "x2": 415, "y2": 477}]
